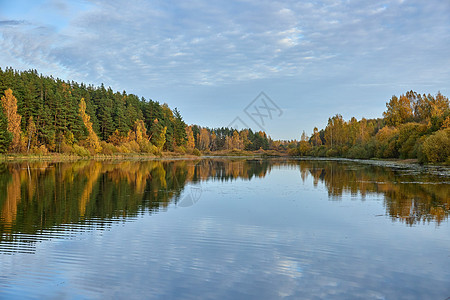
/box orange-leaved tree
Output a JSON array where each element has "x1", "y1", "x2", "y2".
[
  {"x1": 185, "y1": 126, "x2": 195, "y2": 150},
  {"x1": 79, "y1": 98, "x2": 102, "y2": 153},
  {"x1": 1, "y1": 89, "x2": 23, "y2": 152}
]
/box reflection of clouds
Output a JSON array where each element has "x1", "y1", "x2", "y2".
[
  {"x1": 3, "y1": 208, "x2": 449, "y2": 299},
  {"x1": 1, "y1": 164, "x2": 449, "y2": 299},
  {"x1": 276, "y1": 259, "x2": 303, "y2": 279}
]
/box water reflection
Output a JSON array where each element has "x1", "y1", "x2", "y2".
[
  {"x1": 296, "y1": 160, "x2": 450, "y2": 225},
  {"x1": 0, "y1": 159, "x2": 449, "y2": 252}
]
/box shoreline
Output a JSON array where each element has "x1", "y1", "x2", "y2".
[
  {"x1": 1, "y1": 152, "x2": 449, "y2": 169},
  {"x1": 1, "y1": 153, "x2": 449, "y2": 177}
]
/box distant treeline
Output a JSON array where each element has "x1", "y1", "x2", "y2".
[
  {"x1": 0, "y1": 67, "x2": 275, "y2": 156},
  {"x1": 291, "y1": 91, "x2": 450, "y2": 163}
]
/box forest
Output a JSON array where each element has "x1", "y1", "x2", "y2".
[
  {"x1": 0, "y1": 67, "x2": 449, "y2": 164},
  {"x1": 0, "y1": 68, "x2": 273, "y2": 156},
  {"x1": 295, "y1": 90, "x2": 450, "y2": 164}
]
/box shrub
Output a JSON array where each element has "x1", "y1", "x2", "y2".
[
  {"x1": 397, "y1": 123, "x2": 427, "y2": 159},
  {"x1": 375, "y1": 126, "x2": 399, "y2": 158},
  {"x1": 310, "y1": 145, "x2": 327, "y2": 157},
  {"x1": 419, "y1": 129, "x2": 450, "y2": 163},
  {"x1": 325, "y1": 148, "x2": 339, "y2": 157},
  {"x1": 288, "y1": 147, "x2": 300, "y2": 156},
  {"x1": 174, "y1": 146, "x2": 186, "y2": 154},
  {"x1": 138, "y1": 140, "x2": 155, "y2": 154},
  {"x1": 60, "y1": 142, "x2": 73, "y2": 154},
  {"x1": 192, "y1": 148, "x2": 201, "y2": 156},
  {"x1": 139, "y1": 141, "x2": 160, "y2": 156},
  {"x1": 346, "y1": 145, "x2": 368, "y2": 159},
  {"x1": 122, "y1": 141, "x2": 140, "y2": 153},
  {"x1": 32, "y1": 145, "x2": 49, "y2": 155},
  {"x1": 72, "y1": 144, "x2": 90, "y2": 157},
  {"x1": 100, "y1": 141, "x2": 118, "y2": 155},
  {"x1": 116, "y1": 144, "x2": 131, "y2": 154},
  {"x1": 298, "y1": 141, "x2": 311, "y2": 156}
]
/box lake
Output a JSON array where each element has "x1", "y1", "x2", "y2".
[{"x1": 0, "y1": 158, "x2": 449, "y2": 299}]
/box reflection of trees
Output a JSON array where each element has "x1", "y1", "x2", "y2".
[
  {"x1": 0, "y1": 159, "x2": 272, "y2": 246},
  {"x1": 1, "y1": 166, "x2": 21, "y2": 228},
  {"x1": 0, "y1": 159, "x2": 448, "y2": 248},
  {"x1": 296, "y1": 160, "x2": 450, "y2": 225}
]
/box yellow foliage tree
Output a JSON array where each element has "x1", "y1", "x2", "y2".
[
  {"x1": 154, "y1": 126, "x2": 167, "y2": 151},
  {"x1": 108, "y1": 129, "x2": 124, "y2": 146},
  {"x1": 383, "y1": 95, "x2": 413, "y2": 126},
  {"x1": 225, "y1": 136, "x2": 233, "y2": 150},
  {"x1": 240, "y1": 129, "x2": 251, "y2": 150},
  {"x1": 134, "y1": 119, "x2": 148, "y2": 144},
  {"x1": 311, "y1": 127, "x2": 322, "y2": 146},
  {"x1": 232, "y1": 130, "x2": 243, "y2": 150},
  {"x1": 185, "y1": 126, "x2": 195, "y2": 149},
  {"x1": 442, "y1": 116, "x2": 450, "y2": 129},
  {"x1": 1, "y1": 89, "x2": 23, "y2": 152},
  {"x1": 79, "y1": 98, "x2": 102, "y2": 153},
  {"x1": 198, "y1": 128, "x2": 210, "y2": 150}
]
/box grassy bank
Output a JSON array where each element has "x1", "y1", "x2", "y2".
[{"x1": 0, "y1": 149, "x2": 288, "y2": 162}]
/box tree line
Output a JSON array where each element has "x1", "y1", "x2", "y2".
[
  {"x1": 0, "y1": 68, "x2": 277, "y2": 156},
  {"x1": 291, "y1": 90, "x2": 450, "y2": 163},
  {"x1": 1, "y1": 68, "x2": 449, "y2": 163}
]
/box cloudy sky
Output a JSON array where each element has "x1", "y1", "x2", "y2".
[{"x1": 0, "y1": 0, "x2": 449, "y2": 139}]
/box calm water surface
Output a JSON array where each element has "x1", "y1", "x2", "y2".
[{"x1": 0, "y1": 158, "x2": 449, "y2": 299}]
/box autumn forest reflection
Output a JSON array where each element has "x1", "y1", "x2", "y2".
[{"x1": 0, "y1": 159, "x2": 449, "y2": 248}]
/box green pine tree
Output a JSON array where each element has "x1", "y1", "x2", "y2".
[{"x1": 0, "y1": 109, "x2": 12, "y2": 153}]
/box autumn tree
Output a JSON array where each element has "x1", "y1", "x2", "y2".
[
  {"x1": 298, "y1": 130, "x2": 311, "y2": 155},
  {"x1": 311, "y1": 127, "x2": 322, "y2": 146},
  {"x1": 154, "y1": 126, "x2": 167, "y2": 151},
  {"x1": 430, "y1": 92, "x2": 449, "y2": 119},
  {"x1": 132, "y1": 119, "x2": 154, "y2": 152},
  {"x1": 185, "y1": 126, "x2": 195, "y2": 150},
  {"x1": 420, "y1": 129, "x2": 450, "y2": 163},
  {"x1": 357, "y1": 118, "x2": 371, "y2": 144},
  {"x1": 442, "y1": 116, "x2": 450, "y2": 129},
  {"x1": 225, "y1": 135, "x2": 233, "y2": 150},
  {"x1": 383, "y1": 95, "x2": 413, "y2": 126},
  {"x1": 240, "y1": 129, "x2": 251, "y2": 150},
  {"x1": 1, "y1": 89, "x2": 23, "y2": 152},
  {"x1": 375, "y1": 126, "x2": 399, "y2": 158},
  {"x1": 210, "y1": 131, "x2": 218, "y2": 151},
  {"x1": 108, "y1": 129, "x2": 125, "y2": 146},
  {"x1": 133, "y1": 119, "x2": 149, "y2": 144},
  {"x1": 231, "y1": 130, "x2": 243, "y2": 150},
  {"x1": 150, "y1": 118, "x2": 167, "y2": 151},
  {"x1": 198, "y1": 128, "x2": 210, "y2": 150},
  {"x1": 324, "y1": 114, "x2": 346, "y2": 148},
  {"x1": 79, "y1": 98, "x2": 102, "y2": 153}
]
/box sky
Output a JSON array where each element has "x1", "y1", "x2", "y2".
[{"x1": 0, "y1": 0, "x2": 449, "y2": 140}]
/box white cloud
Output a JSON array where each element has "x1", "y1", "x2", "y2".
[
  {"x1": 1, "y1": 0, "x2": 449, "y2": 89},
  {"x1": 1, "y1": 0, "x2": 449, "y2": 138}
]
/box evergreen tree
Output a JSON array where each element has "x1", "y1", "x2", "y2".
[
  {"x1": 173, "y1": 108, "x2": 187, "y2": 147},
  {"x1": 0, "y1": 109, "x2": 12, "y2": 153}
]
